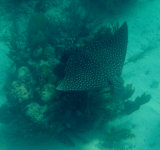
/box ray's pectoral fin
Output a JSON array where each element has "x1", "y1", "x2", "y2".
[{"x1": 56, "y1": 22, "x2": 128, "y2": 92}]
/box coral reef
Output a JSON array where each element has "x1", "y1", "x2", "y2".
[
  {"x1": 9, "y1": 80, "x2": 33, "y2": 103},
  {"x1": 25, "y1": 102, "x2": 47, "y2": 123},
  {"x1": 27, "y1": 14, "x2": 50, "y2": 50},
  {"x1": 39, "y1": 84, "x2": 57, "y2": 102}
]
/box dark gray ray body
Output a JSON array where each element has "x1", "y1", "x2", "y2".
[{"x1": 56, "y1": 23, "x2": 128, "y2": 91}]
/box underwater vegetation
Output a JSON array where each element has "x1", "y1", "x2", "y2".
[{"x1": 0, "y1": 0, "x2": 151, "y2": 149}]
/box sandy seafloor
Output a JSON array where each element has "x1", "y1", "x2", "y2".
[{"x1": 0, "y1": 0, "x2": 160, "y2": 150}]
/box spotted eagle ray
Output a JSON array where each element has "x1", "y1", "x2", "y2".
[{"x1": 56, "y1": 22, "x2": 128, "y2": 91}]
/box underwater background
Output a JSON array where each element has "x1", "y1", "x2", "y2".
[{"x1": 0, "y1": 0, "x2": 160, "y2": 150}]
